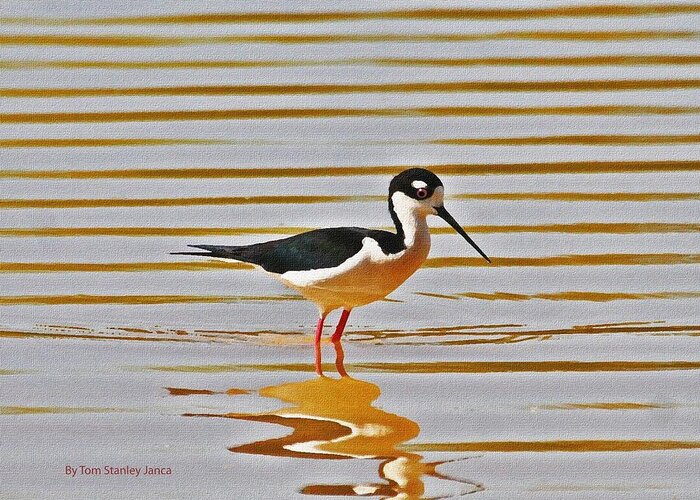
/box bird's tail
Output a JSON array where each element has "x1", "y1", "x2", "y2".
[{"x1": 170, "y1": 244, "x2": 243, "y2": 259}]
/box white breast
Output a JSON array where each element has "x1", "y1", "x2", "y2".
[
  {"x1": 274, "y1": 191, "x2": 434, "y2": 313},
  {"x1": 278, "y1": 229, "x2": 430, "y2": 313}
]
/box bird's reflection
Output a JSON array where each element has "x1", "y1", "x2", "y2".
[{"x1": 185, "y1": 342, "x2": 482, "y2": 498}]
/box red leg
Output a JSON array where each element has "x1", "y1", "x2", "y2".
[
  {"x1": 314, "y1": 314, "x2": 326, "y2": 376},
  {"x1": 333, "y1": 339, "x2": 348, "y2": 378},
  {"x1": 330, "y1": 309, "x2": 351, "y2": 343}
]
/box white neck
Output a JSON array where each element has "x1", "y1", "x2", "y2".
[{"x1": 390, "y1": 192, "x2": 431, "y2": 249}]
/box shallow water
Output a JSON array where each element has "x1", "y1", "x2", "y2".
[
  {"x1": 2, "y1": 335, "x2": 700, "y2": 499},
  {"x1": 1, "y1": 1, "x2": 699, "y2": 498}
]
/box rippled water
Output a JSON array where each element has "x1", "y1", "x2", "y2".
[{"x1": 1, "y1": 2, "x2": 699, "y2": 498}]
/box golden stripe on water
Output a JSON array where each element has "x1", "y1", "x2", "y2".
[
  {"x1": 423, "y1": 253, "x2": 700, "y2": 267},
  {"x1": 436, "y1": 134, "x2": 700, "y2": 146},
  {"x1": 0, "y1": 136, "x2": 699, "y2": 149},
  {"x1": 0, "y1": 139, "x2": 227, "y2": 148},
  {"x1": 2, "y1": 161, "x2": 699, "y2": 179},
  {"x1": 3, "y1": 80, "x2": 699, "y2": 98},
  {"x1": 0, "y1": 32, "x2": 694, "y2": 46},
  {"x1": 0, "y1": 227, "x2": 310, "y2": 237},
  {"x1": 166, "y1": 387, "x2": 248, "y2": 396},
  {"x1": 456, "y1": 291, "x2": 700, "y2": 302},
  {"x1": 0, "y1": 294, "x2": 301, "y2": 305},
  {"x1": 0, "y1": 194, "x2": 383, "y2": 209},
  {"x1": 0, "y1": 261, "x2": 254, "y2": 272},
  {"x1": 1, "y1": 223, "x2": 698, "y2": 238},
  {"x1": 3, "y1": 218, "x2": 698, "y2": 235},
  {"x1": 146, "y1": 360, "x2": 700, "y2": 373},
  {"x1": 1, "y1": 106, "x2": 696, "y2": 125},
  {"x1": 358, "y1": 323, "x2": 700, "y2": 342},
  {"x1": 402, "y1": 440, "x2": 700, "y2": 453},
  {"x1": 0, "y1": 329, "x2": 198, "y2": 343},
  {"x1": 4, "y1": 323, "x2": 697, "y2": 345},
  {"x1": 0, "y1": 406, "x2": 131, "y2": 415},
  {"x1": 2, "y1": 55, "x2": 700, "y2": 69},
  {"x1": 455, "y1": 193, "x2": 700, "y2": 202},
  {"x1": 5, "y1": 5, "x2": 699, "y2": 24},
  {"x1": 532, "y1": 402, "x2": 675, "y2": 411},
  {"x1": 414, "y1": 292, "x2": 461, "y2": 300}
]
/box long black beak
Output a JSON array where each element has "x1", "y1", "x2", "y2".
[{"x1": 435, "y1": 205, "x2": 491, "y2": 263}]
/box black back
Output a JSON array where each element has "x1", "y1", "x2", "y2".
[{"x1": 173, "y1": 227, "x2": 405, "y2": 274}]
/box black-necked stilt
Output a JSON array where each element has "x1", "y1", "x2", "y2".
[{"x1": 173, "y1": 168, "x2": 491, "y2": 373}]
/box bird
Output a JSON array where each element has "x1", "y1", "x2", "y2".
[{"x1": 173, "y1": 168, "x2": 491, "y2": 374}]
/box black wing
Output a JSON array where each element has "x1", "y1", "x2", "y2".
[{"x1": 171, "y1": 227, "x2": 405, "y2": 274}]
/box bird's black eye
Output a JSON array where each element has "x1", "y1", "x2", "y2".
[{"x1": 416, "y1": 187, "x2": 428, "y2": 199}]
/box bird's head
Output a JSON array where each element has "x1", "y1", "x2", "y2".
[{"x1": 389, "y1": 168, "x2": 491, "y2": 263}]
